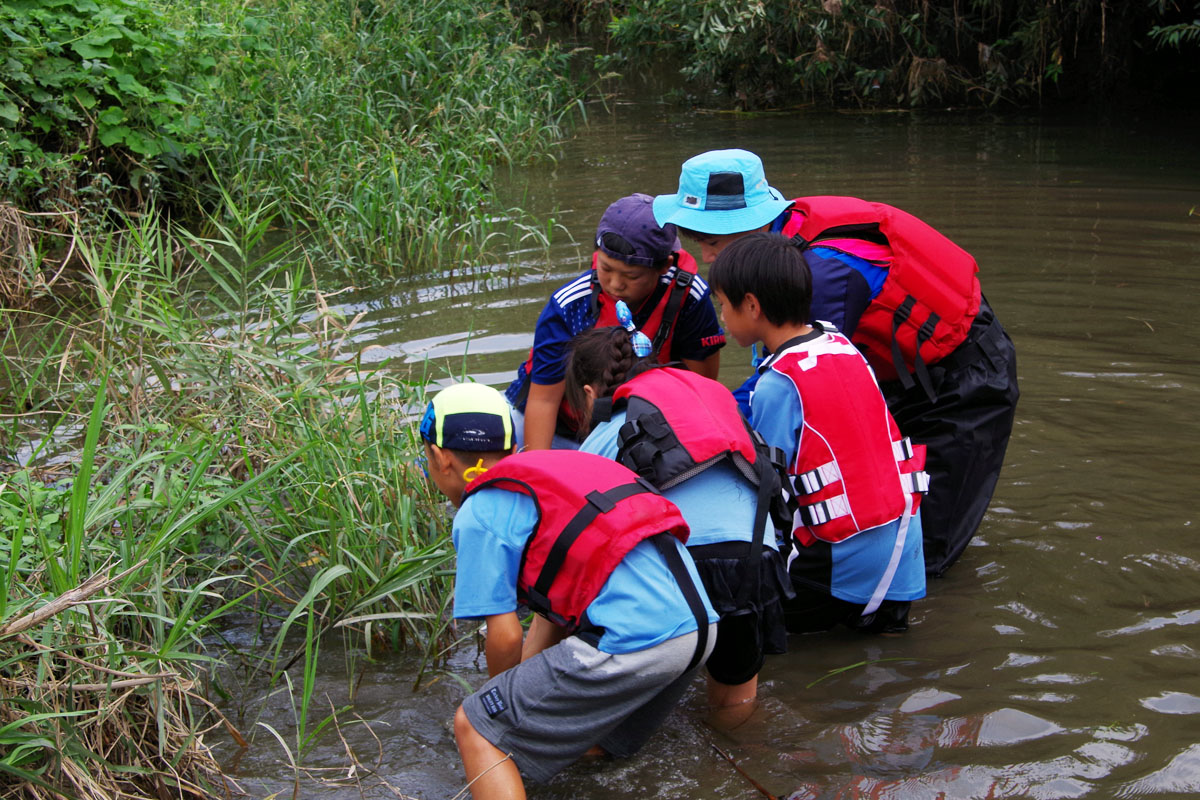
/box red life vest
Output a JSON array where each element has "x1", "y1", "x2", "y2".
[
  {"x1": 779, "y1": 196, "x2": 981, "y2": 386},
  {"x1": 461, "y1": 450, "x2": 691, "y2": 632},
  {"x1": 765, "y1": 329, "x2": 929, "y2": 546},
  {"x1": 517, "y1": 250, "x2": 700, "y2": 434},
  {"x1": 611, "y1": 367, "x2": 761, "y2": 490}
]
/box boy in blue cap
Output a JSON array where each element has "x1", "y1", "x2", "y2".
[
  {"x1": 420, "y1": 382, "x2": 717, "y2": 799},
  {"x1": 654, "y1": 149, "x2": 1018, "y2": 578},
  {"x1": 505, "y1": 193, "x2": 725, "y2": 451}
]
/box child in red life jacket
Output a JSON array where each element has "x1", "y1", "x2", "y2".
[
  {"x1": 504, "y1": 193, "x2": 725, "y2": 452},
  {"x1": 421, "y1": 382, "x2": 717, "y2": 799},
  {"x1": 709, "y1": 233, "x2": 929, "y2": 634},
  {"x1": 653, "y1": 149, "x2": 1018, "y2": 578},
  {"x1": 563, "y1": 326, "x2": 794, "y2": 730}
]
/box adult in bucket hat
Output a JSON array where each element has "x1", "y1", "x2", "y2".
[
  {"x1": 655, "y1": 148, "x2": 1019, "y2": 578},
  {"x1": 503, "y1": 193, "x2": 725, "y2": 452},
  {"x1": 421, "y1": 383, "x2": 718, "y2": 800}
]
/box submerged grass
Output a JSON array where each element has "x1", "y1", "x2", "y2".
[{"x1": 0, "y1": 204, "x2": 460, "y2": 797}]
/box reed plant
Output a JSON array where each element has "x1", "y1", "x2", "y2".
[
  {"x1": 0, "y1": 200, "x2": 460, "y2": 797},
  {"x1": 173, "y1": 0, "x2": 584, "y2": 278}
]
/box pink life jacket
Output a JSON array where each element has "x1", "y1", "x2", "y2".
[
  {"x1": 780, "y1": 196, "x2": 981, "y2": 393},
  {"x1": 765, "y1": 329, "x2": 929, "y2": 546}
]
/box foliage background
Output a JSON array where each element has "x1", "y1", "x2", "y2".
[{"x1": 526, "y1": 0, "x2": 1200, "y2": 110}]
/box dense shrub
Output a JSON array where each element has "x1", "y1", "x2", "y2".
[
  {"x1": 0, "y1": 0, "x2": 216, "y2": 219},
  {"x1": 532, "y1": 0, "x2": 1200, "y2": 109}
]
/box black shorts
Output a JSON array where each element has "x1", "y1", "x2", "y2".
[{"x1": 689, "y1": 542, "x2": 793, "y2": 685}]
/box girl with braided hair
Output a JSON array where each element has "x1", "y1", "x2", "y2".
[{"x1": 565, "y1": 326, "x2": 793, "y2": 730}]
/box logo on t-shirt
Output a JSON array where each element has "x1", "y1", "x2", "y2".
[{"x1": 480, "y1": 687, "x2": 507, "y2": 718}]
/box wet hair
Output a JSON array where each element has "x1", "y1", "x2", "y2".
[
  {"x1": 565, "y1": 326, "x2": 652, "y2": 439},
  {"x1": 596, "y1": 231, "x2": 673, "y2": 269},
  {"x1": 709, "y1": 232, "x2": 812, "y2": 326}
]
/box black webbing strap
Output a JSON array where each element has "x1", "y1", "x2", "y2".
[
  {"x1": 913, "y1": 311, "x2": 940, "y2": 403},
  {"x1": 650, "y1": 534, "x2": 710, "y2": 673},
  {"x1": 733, "y1": 456, "x2": 774, "y2": 611},
  {"x1": 529, "y1": 481, "x2": 656, "y2": 610},
  {"x1": 890, "y1": 295, "x2": 917, "y2": 392},
  {"x1": 651, "y1": 265, "x2": 694, "y2": 357},
  {"x1": 890, "y1": 295, "x2": 941, "y2": 403}
]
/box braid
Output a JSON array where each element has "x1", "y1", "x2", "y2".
[{"x1": 565, "y1": 326, "x2": 648, "y2": 437}]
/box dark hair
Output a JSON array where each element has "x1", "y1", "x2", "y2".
[
  {"x1": 564, "y1": 327, "x2": 652, "y2": 439},
  {"x1": 709, "y1": 232, "x2": 812, "y2": 326}
]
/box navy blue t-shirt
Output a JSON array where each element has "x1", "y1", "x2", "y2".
[{"x1": 505, "y1": 265, "x2": 725, "y2": 410}]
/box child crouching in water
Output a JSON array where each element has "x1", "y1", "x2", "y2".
[
  {"x1": 708, "y1": 232, "x2": 928, "y2": 634},
  {"x1": 421, "y1": 382, "x2": 717, "y2": 799},
  {"x1": 564, "y1": 325, "x2": 794, "y2": 729}
]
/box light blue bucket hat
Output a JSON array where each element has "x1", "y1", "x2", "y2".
[{"x1": 652, "y1": 149, "x2": 791, "y2": 235}]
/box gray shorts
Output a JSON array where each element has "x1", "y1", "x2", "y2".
[{"x1": 461, "y1": 626, "x2": 716, "y2": 784}]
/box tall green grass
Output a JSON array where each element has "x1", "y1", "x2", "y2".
[
  {"x1": 0, "y1": 203, "x2": 461, "y2": 797},
  {"x1": 174, "y1": 0, "x2": 585, "y2": 277}
]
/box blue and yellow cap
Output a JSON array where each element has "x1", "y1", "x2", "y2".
[{"x1": 419, "y1": 382, "x2": 514, "y2": 451}]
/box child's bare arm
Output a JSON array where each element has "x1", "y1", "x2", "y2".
[
  {"x1": 523, "y1": 380, "x2": 566, "y2": 450},
  {"x1": 483, "y1": 612, "x2": 523, "y2": 677},
  {"x1": 682, "y1": 351, "x2": 721, "y2": 380},
  {"x1": 522, "y1": 613, "x2": 568, "y2": 661}
]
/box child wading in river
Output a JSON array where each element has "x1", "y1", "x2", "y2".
[
  {"x1": 709, "y1": 233, "x2": 928, "y2": 633},
  {"x1": 565, "y1": 323, "x2": 794, "y2": 728},
  {"x1": 505, "y1": 193, "x2": 725, "y2": 450},
  {"x1": 421, "y1": 382, "x2": 717, "y2": 799}
]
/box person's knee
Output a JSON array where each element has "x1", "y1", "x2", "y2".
[{"x1": 454, "y1": 705, "x2": 479, "y2": 750}]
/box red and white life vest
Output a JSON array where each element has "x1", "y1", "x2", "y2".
[
  {"x1": 461, "y1": 450, "x2": 690, "y2": 631},
  {"x1": 765, "y1": 329, "x2": 929, "y2": 546},
  {"x1": 780, "y1": 196, "x2": 981, "y2": 386}
]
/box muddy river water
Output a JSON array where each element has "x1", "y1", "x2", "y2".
[{"x1": 215, "y1": 105, "x2": 1200, "y2": 799}]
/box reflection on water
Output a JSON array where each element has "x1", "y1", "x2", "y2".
[{"x1": 213, "y1": 108, "x2": 1200, "y2": 798}]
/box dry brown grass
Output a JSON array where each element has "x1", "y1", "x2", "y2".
[
  {"x1": 0, "y1": 564, "x2": 234, "y2": 800},
  {"x1": 0, "y1": 205, "x2": 78, "y2": 309}
]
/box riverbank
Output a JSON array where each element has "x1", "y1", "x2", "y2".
[
  {"x1": 1, "y1": 0, "x2": 584, "y2": 308},
  {"x1": 0, "y1": 205, "x2": 474, "y2": 796},
  {"x1": 0, "y1": 0, "x2": 584, "y2": 794}
]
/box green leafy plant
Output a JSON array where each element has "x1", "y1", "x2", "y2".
[{"x1": 0, "y1": 0, "x2": 216, "y2": 218}]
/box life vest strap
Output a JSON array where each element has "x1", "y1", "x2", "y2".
[
  {"x1": 901, "y1": 470, "x2": 931, "y2": 495},
  {"x1": 890, "y1": 295, "x2": 940, "y2": 403},
  {"x1": 893, "y1": 437, "x2": 914, "y2": 461},
  {"x1": 530, "y1": 479, "x2": 658, "y2": 616},
  {"x1": 795, "y1": 460, "x2": 843, "y2": 495},
  {"x1": 650, "y1": 264, "x2": 694, "y2": 356},
  {"x1": 797, "y1": 494, "x2": 852, "y2": 527},
  {"x1": 649, "y1": 534, "x2": 710, "y2": 673}
]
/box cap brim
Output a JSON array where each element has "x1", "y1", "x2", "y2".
[{"x1": 652, "y1": 192, "x2": 791, "y2": 236}]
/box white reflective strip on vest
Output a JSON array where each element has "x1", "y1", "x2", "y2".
[
  {"x1": 892, "y1": 437, "x2": 914, "y2": 461},
  {"x1": 901, "y1": 470, "x2": 931, "y2": 494},
  {"x1": 862, "y1": 492, "x2": 913, "y2": 618},
  {"x1": 799, "y1": 493, "x2": 851, "y2": 526},
  {"x1": 796, "y1": 461, "x2": 843, "y2": 495}
]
